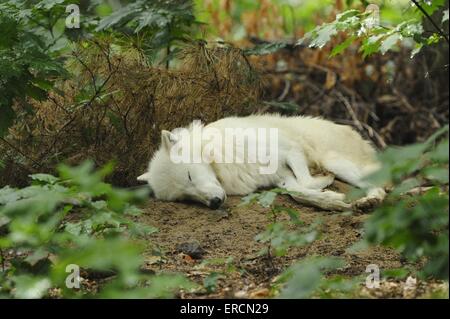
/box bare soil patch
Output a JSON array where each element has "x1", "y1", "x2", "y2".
[{"x1": 137, "y1": 182, "x2": 446, "y2": 298}]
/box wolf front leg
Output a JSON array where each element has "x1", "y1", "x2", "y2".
[
  {"x1": 286, "y1": 149, "x2": 334, "y2": 190},
  {"x1": 278, "y1": 175, "x2": 350, "y2": 212}
]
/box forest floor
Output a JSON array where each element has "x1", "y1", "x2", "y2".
[{"x1": 138, "y1": 182, "x2": 448, "y2": 299}]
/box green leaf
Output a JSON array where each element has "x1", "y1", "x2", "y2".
[
  {"x1": 258, "y1": 191, "x2": 277, "y2": 208},
  {"x1": 135, "y1": 11, "x2": 170, "y2": 33},
  {"x1": 29, "y1": 173, "x2": 59, "y2": 184},
  {"x1": 429, "y1": 138, "x2": 449, "y2": 162},
  {"x1": 443, "y1": 9, "x2": 449, "y2": 23},
  {"x1": 35, "y1": 0, "x2": 65, "y2": 10},
  {"x1": 424, "y1": 125, "x2": 449, "y2": 145},
  {"x1": 278, "y1": 257, "x2": 344, "y2": 298},
  {"x1": 0, "y1": 186, "x2": 20, "y2": 205},
  {"x1": 411, "y1": 43, "x2": 423, "y2": 58},
  {"x1": 239, "y1": 193, "x2": 260, "y2": 206},
  {"x1": 244, "y1": 42, "x2": 287, "y2": 56},
  {"x1": 390, "y1": 178, "x2": 420, "y2": 196},
  {"x1": 336, "y1": 9, "x2": 360, "y2": 22},
  {"x1": 330, "y1": 36, "x2": 356, "y2": 57},
  {"x1": 380, "y1": 33, "x2": 400, "y2": 54},
  {"x1": 263, "y1": 101, "x2": 300, "y2": 113},
  {"x1": 0, "y1": 105, "x2": 15, "y2": 137},
  {"x1": 31, "y1": 78, "x2": 54, "y2": 91},
  {"x1": 282, "y1": 207, "x2": 303, "y2": 225},
  {"x1": 100, "y1": 274, "x2": 195, "y2": 298},
  {"x1": 25, "y1": 248, "x2": 50, "y2": 267},
  {"x1": 423, "y1": 167, "x2": 449, "y2": 184},
  {"x1": 128, "y1": 223, "x2": 159, "y2": 237},
  {"x1": 419, "y1": 0, "x2": 446, "y2": 16},
  {"x1": 13, "y1": 275, "x2": 51, "y2": 299},
  {"x1": 310, "y1": 24, "x2": 338, "y2": 48},
  {"x1": 360, "y1": 35, "x2": 382, "y2": 58},
  {"x1": 203, "y1": 272, "x2": 224, "y2": 293},
  {"x1": 25, "y1": 84, "x2": 48, "y2": 101},
  {"x1": 96, "y1": 2, "x2": 141, "y2": 31},
  {"x1": 382, "y1": 268, "x2": 410, "y2": 280}
]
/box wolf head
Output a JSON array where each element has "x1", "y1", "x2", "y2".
[{"x1": 137, "y1": 127, "x2": 226, "y2": 209}]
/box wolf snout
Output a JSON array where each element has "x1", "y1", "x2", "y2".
[{"x1": 208, "y1": 196, "x2": 223, "y2": 209}]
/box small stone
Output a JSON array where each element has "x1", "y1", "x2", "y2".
[
  {"x1": 404, "y1": 276, "x2": 417, "y2": 291},
  {"x1": 249, "y1": 288, "x2": 270, "y2": 298},
  {"x1": 161, "y1": 217, "x2": 170, "y2": 223},
  {"x1": 234, "y1": 290, "x2": 247, "y2": 298},
  {"x1": 176, "y1": 241, "x2": 206, "y2": 259}
]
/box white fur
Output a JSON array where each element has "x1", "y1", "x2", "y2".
[{"x1": 139, "y1": 114, "x2": 385, "y2": 211}]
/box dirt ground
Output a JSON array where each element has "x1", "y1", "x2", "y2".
[{"x1": 137, "y1": 182, "x2": 448, "y2": 299}]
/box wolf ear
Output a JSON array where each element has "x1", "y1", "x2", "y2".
[
  {"x1": 137, "y1": 172, "x2": 150, "y2": 182},
  {"x1": 161, "y1": 130, "x2": 178, "y2": 151},
  {"x1": 136, "y1": 172, "x2": 155, "y2": 197}
]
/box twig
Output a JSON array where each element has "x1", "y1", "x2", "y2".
[
  {"x1": 393, "y1": 87, "x2": 416, "y2": 112},
  {"x1": 0, "y1": 137, "x2": 41, "y2": 168},
  {"x1": 335, "y1": 91, "x2": 364, "y2": 131},
  {"x1": 410, "y1": 0, "x2": 449, "y2": 44},
  {"x1": 277, "y1": 79, "x2": 291, "y2": 101},
  {"x1": 336, "y1": 119, "x2": 387, "y2": 149},
  {"x1": 0, "y1": 248, "x2": 5, "y2": 272},
  {"x1": 48, "y1": 95, "x2": 71, "y2": 115},
  {"x1": 403, "y1": 186, "x2": 435, "y2": 196},
  {"x1": 334, "y1": 91, "x2": 388, "y2": 149},
  {"x1": 72, "y1": 52, "x2": 97, "y2": 92},
  {"x1": 39, "y1": 55, "x2": 121, "y2": 162}
]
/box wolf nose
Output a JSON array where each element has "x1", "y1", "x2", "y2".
[{"x1": 209, "y1": 197, "x2": 223, "y2": 209}]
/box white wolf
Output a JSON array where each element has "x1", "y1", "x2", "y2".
[{"x1": 137, "y1": 114, "x2": 385, "y2": 211}]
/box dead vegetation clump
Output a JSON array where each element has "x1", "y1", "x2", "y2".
[
  {"x1": 0, "y1": 41, "x2": 262, "y2": 187},
  {"x1": 254, "y1": 41, "x2": 449, "y2": 148}
]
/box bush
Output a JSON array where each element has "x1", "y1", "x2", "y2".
[
  {"x1": 363, "y1": 125, "x2": 449, "y2": 280},
  {"x1": 0, "y1": 161, "x2": 193, "y2": 298},
  {"x1": 0, "y1": 5, "x2": 66, "y2": 136},
  {"x1": 298, "y1": 1, "x2": 448, "y2": 58}
]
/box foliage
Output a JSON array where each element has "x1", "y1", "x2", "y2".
[
  {"x1": 193, "y1": 257, "x2": 244, "y2": 294},
  {"x1": 273, "y1": 257, "x2": 354, "y2": 299},
  {"x1": 243, "y1": 42, "x2": 287, "y2": 56},
  {"x1": 202, "y1": 272, "x2": 225, "y2": 293},
  {"x1": 298, "y1": 1, "x2": 448, "y2": 58},
  {"x1": 363, "y1": 125, "x2": 449, "y2": 280},
  {"x1": 241, "y1": 189, "x2": 318, "y2": 258},
  {"x1": 194, "y1": 0, "x2": 337, "y2": 40},
  {"x1": 0, "y1": 5, "x2": 66, "y2": 136},
  {"x1": 243, "y1": 191, "x2": 363, "y2": 298},
  {"x1": 241, "y1": 191, "x2": 355, "y2": 298},
  {"x1": 0, "y1": 0, "x2": 200, "y2": 137},
  {"x1": 0, "y1": 161, "x2": 193, "y2": 298},
  {"x1": 96, "y1": 0, "x2": 199, "y2": 64}
]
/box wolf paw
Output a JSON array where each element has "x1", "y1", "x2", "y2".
[
  {"x1": 352, "y1": 196, "x2": 382, "y2": 214},
  {"x1": 322, "y1": 190, "x2": 345, "y2": 201},
  {"x1": 319, "y1": 191, "x2": 351, "y2": 211},
  {"x1": 305, "y1": 175, "x2": 335, "y2": 190}
]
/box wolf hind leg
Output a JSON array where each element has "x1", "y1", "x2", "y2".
[{"x1": 321, "y1": 152, "x2": 385, "y2": 212}]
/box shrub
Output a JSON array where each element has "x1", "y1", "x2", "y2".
[
  {"x1": 363, "y1": 125, "x2": 449, "y2": 280},
  {"x1": 0, "y1": 161, "x2": 193, "y2": 298}
]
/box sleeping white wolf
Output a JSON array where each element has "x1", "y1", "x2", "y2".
[{"x1": 137, "y1": 114, "x2": 385, "y2": 211}]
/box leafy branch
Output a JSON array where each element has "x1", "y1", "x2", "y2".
[{"x1": 411, "y1": 0, "x2": 449, "y2": 44}]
